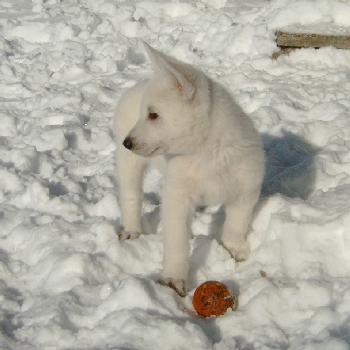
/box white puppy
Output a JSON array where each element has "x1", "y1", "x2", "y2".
[{"x1": 114, "y1": 43, "x2": 265, "y2": 296}]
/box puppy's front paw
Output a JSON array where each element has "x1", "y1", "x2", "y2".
[
  {"x1": 118, "y1": 227, "x2": 141, "y2": 240},
  {"x1": 222, "y1": 240, "x2": 250, "y2": 262},
  {"x1": 158, "y1": 278, "x2": 186, "y2": 297}
]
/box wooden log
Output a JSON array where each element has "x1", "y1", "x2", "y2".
[
  {"x1": 276, "y1": 31, "x2": 350, "y2": 50},
  {"x1": 272, "y1": 47, "x2": 296, "y2": 59}
]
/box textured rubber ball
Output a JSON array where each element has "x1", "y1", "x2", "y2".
[{"x1": 192, "y1": 281, "x2": 237, "y2": 317}]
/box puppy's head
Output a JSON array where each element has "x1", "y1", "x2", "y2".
[{"x1": 123, "y1": 43, "x2": 210, "y2": 157}]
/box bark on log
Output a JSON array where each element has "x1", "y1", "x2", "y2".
[
  {"x1": 272, "y1": 47, "x2": 296, "y2": 59},
  {"x1": 276, "y1": 31, "x2": 350, "y2": 49}
]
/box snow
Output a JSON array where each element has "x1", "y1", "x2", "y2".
[{"x1": 0, "y1": 0, "x2": 350, "y2": 349}]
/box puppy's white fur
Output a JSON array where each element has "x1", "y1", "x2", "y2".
[{"x1": 114, "y1": 43, "x2": 265, "y2": 295}]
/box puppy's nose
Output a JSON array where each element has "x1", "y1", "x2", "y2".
[{"x1": 123, "y1": 136, "x2": 133, "y2": 150}]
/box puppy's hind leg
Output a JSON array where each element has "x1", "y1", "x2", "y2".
[
  {"x1": 221, "y1": 191, "x2": 260, "y2": 261},
  {"x1": 117, "y1": 147, "x2": 147, "y2": 240}
]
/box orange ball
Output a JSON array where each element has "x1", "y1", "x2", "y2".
[{"x1": 192, "y1": 281, "x2": 237, "y2": 317}]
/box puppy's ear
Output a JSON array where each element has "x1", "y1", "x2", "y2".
[{"x1": 143, "y1": 42, "x2": 195, "y2": 101}]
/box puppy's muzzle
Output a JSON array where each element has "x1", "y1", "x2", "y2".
[{"x1": 123, "y1": 136, "x2": 134, "y2": 150}]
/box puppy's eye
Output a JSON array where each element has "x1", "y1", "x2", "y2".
[{"x1": 148, "y1": 112, "x2": 159, "y2": 120}]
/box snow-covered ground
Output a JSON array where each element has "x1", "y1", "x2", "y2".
[{"x1": 1, "y1": 0, "x2": 350, "y2": 349}]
